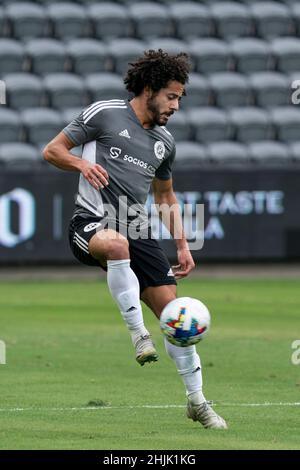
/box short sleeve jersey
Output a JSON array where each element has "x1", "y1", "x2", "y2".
[{"x1": 63, "y1": 99, "x2": 176, "y2": 222}]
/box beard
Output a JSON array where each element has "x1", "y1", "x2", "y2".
[{"x1": 146, "y1": 96, "x2": 172, "y2": 126}]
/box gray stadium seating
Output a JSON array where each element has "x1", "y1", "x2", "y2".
[
  {"x1": 250, "y1": 2, "x2": 294, "y2": 39},
  {"x1": 0, "y1": 108, "x2": 23, "y2": 143},
  {"x1": 44, "y1": 73, "x2": 88, "y2": 110},
  {"x1": 271, "y1": 38, "x2": 300, "y2": 74},
  {"x1": 209, "y1": 72, "x2": 252, "y2": 108},
  {"x1": 88, "y1": 3, "x2": 130, "y2": 40},
  {"x1": 0, "y1": 143, "x2": 41, "y2": 168},
  {"x1": 229, "y1": 107, "x2": 273, "y2": 142},
  {"x1": 165, "y1": 112, "x2": 191, "y2": 142},
  {"x1": 174, "y1": 141, "x2": 208, "y2": 167},
  {"x1": 249, "y1": 72, "x2": 290, "y2": 107},
  {"x1": 210, "y1": 2, "x2": 254, "y2": 39},
  {"x1": 147, "y1": 38, "x2": 189, "y2": 56},
  {"x1": 248, "y1": 141, "x2": 291, "y2": 165},
  {"x1": 108, "y1": 39, "x2": 146, "y2": 76},
  {"x1": 180, "y1": 73, "x2": 211, "y2": 109},
  {"x1": 288, "y1": 142, "x2": 300, "y2": 161},
  {"x1": 169, "y1": 2, "x2": 212, "y2": 40},
  {"x1": 187, "y1": 107, "x2": 232, "y2": 143},
  {"x1": 21, "y1": 107, "x2": 63, "y2": 145},
  {"x1": 0, "y1": 6, "x2": 6, "y2": 36},
  {"x1": 230, "y1": 38, "x2": 274, "y2": 74},
  {"x1": 85, "y1": 73, "x2": 128, "y2": 102},
  {"x1": 25, "y1": 39, "x2": 68, "y2": 75},
  {"x1": 189, "y1": 39, "x2": 231, "y2": 75},
  {"x1": 5, "y1": 2, "x2": 49, "y2": 39},
  {"x1": 3, "y1": 73, "x2": 46, "y2": 109},
  {"x1": 270, "y1": 107, "x2": 300, "y2": 142},
  {"x1": 47, "y1": 3, "x2": 89, "y2": 39},
  {"x1": 67, "y1": 39, "x2": 109, "y2": 75},
  {"x1": 206, "y1": 141, "x2": 249, "y2": 165},
  {"x1": 61, "y1": 108, "x2": 83, "y2": 125},
  {"x1": 291, "y1": 3, "x2": 300, "y2": 37},
  {"x1": 0, "y1": 39, "x2": 25, "y2": 74},
  {"x1": 129, "y1": 2, "x2": 172, "y2": 40}
]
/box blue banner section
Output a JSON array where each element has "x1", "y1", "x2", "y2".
[{"x1": 0, "y1": 167, "x2": 299, "y2": 263}]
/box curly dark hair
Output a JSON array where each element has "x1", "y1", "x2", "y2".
[{"x1": 124, "y1": 49, "x2": 191, "y2": 96}]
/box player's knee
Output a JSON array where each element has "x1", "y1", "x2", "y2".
[{"x1": 106, "y1": 238, "x2": 129, "y2": 260}]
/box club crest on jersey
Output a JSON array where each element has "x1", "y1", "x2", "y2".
[
  {"x1": 84, "y1": 222, "x2": 102, "y2": 232},
  {"x1": 110, "y1": 147, "x2": 122, "y2": 159},
  {"x1": 154, "y1": 141, "x2": 166, "y2": 160}
]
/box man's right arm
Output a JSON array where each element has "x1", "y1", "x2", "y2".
[{"x1": 43, "y1": 131, "x2": 109, "y2": 190}]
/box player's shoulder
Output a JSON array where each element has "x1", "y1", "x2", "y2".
[
  {"x1": 156, "y1": 125, "x2": 176, "y2": 149},
  {"x1": 82, "y1": 99, "x2": 128, "y2": 125}
]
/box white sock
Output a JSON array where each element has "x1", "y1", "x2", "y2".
[
  {"x1": 164, "y1": 338, "x2": 206, "y2": 405},
  {"x1": 107, "y1": 259, "x2": 149, "y2": 343}
]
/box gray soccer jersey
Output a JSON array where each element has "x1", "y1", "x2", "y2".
[{"x1": 63, "y1": 99, "x2": 176, "y2": 226}]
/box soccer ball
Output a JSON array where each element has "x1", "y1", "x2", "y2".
[{"x1": 160, "y1": 297, "x2": 211, "y2": 347}]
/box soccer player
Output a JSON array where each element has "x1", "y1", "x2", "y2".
[{"x1": 43, "y1": 50, "x2": 227, "y2": 429}]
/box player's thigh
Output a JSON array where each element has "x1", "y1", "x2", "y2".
[
  {"x1": 141, "y1": 284, "x2": 177, "y2": 319},
  {"x1": 88, "y1": 228, "x2": 129, "y2": 263}
]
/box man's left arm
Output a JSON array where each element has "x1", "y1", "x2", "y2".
[{"x1": 152, "y1": 177, "x2": 195, "y2": 279}]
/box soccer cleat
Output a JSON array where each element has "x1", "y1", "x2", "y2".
[
  {"x1": 134, "y1": 334, "x2": 159, "y2": 366},
  {"x1": 187, "y1": 401, "x2": 228, "y2": 429}
]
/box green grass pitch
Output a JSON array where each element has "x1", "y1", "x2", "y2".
[{"x1": 0, "y1": 278, "x2": 299, "y2": 450}]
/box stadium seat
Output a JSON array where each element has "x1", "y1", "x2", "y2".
[
  {"x1": 187, "y1": 107, "x2": 232, "y2": 143},
  {"x1": 271, "y1": 38, "x2": 300, "y2": 74},
  {"x1": 85, "y1": 73, "x2": 129, "y2": 102},
  {"x1": 0, "y1": 143, "x2": 41, "y2": 168},
  {"x1": 25, "y1": 39, "x2": 68, "y2": 75},
  {"x1": 0, "y1": 6, "x2": 7, "y2": 37},
  {"x1": 129, "y1": 2, "x2": 172, "y2": 40},
  {"x1": 229, "y1": 107, "x2": 273, "y2": 142},
  {"x1": 174, "y1": 141, "x2": 208, "y2": 167},
  {"x1": 21, "y1": 108, "x2": 64, "y2": 145},
  {"x1": 206, "y1": 141, "x2": 249, "y2": 165},
  {"x1": 165, "y1": 111, "x2": 191, "y2": 142},
  {"x1": 44, "y1": 73, "x2": 88, "y2": 110},
  {"x1": 88, "y1": 3, "x2": 130, "y2": 40},
  {"x1": 189, "y1": 39, "x2": 231, "y2": 75},
  {"x1": 169, "y1": 2, "x2": 212, "y2": 40},
  {"x1": 0, "y1": 108, "x2": 23, "y2": 143},
  {"x1": 250, "y1": 2, "x2": 294, "y2": 39},
  {"x1": 5, "y1": 2, "x2": 49, "y2": 39},
  {"x1": 288, "y1": 142, "x2": 300, "y2": 161},
  {"x1": 3, "y1": 73, "x2": 46, "y2": 109},
  {"x1": 147, "y1": 38, "x2": 189, "y2": 57},
  {"x1": 108, "y1": 39, "x2": 146, "y2": 76},
  {"x1": 291, "y1": 3, "x2": 300, "y2": 37},
  {"x1": 250, "y1": 72, "x2": 290, "y2": 107},
  {"x1": 47, "y1": 2, "x2": 90, "y2": 39},
  {"x1": 209, "y1": 72, "x2": 252, "y2": 108},
  {"x1": 248, "y1": 141, "x2": 291, "y2": 165},
  {"x1": 210, "y1": 2, "x2": 254, "y2": 39},
  {"x1": 0, "y1": 39, "x2": 25, "y2": 74},
  {"x1": 180, "y1": 73, "x2": 211, "y2": 109},
  {"x1": 270, "y1": 107, "x2": 300, "y2": 142},
  {"x1": 67, "y1": 39, "x2": 109, "y2": 75},
  {"x1": 61, "y1": 108, "x2": 83, "y2": 125},
  {"x1": 230, "y1": 38, "x2": 274, "y2": 74}
]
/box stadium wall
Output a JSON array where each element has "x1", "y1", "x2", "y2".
[{"x1": 0, "y1": 167, "x2": 299, "y2": 263}]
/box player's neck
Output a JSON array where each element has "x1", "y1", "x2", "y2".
[{"x1": 129, "y1": 97, "x2": 154, "y2": 129}]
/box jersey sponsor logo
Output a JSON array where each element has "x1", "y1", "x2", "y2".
[
  {"x1": 123, "y1": 154, "x2": 156, "y2": 176},
  {"x1": 110, "y1": 147, "x2": 122, "y2": 159},
  {"x1": 83, "y1": 222, "x2": 102, "y2": 232},
  {"x1": 119, "y1": 129, "x2": 131, "y2": 139},
  {"x1": 154, "y1": 141, "x2": 166, "y2": 160}
]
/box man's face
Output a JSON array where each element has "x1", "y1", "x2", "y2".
[{"x1": 146, "y1": 81, "x2": 185, "y2": 126}]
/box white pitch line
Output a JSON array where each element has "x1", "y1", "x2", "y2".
[{"x1": 0, "y1": 403, "x2": 299, "y2": 412}]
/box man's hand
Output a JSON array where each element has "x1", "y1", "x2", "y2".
[
  {"x1": 172, "y1": 248, "x2": 195, "y2": 280},
  {"x1": 80, "y1": 161, "x2": 109, "y2": 190}
]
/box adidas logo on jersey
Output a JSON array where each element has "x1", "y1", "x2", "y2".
[
  {"x1": 167, "y1": 268, "x2": 174, "y2": 277},
  {"x1": 119, "y1": 129, "x2": 131, "y2": 139}
]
